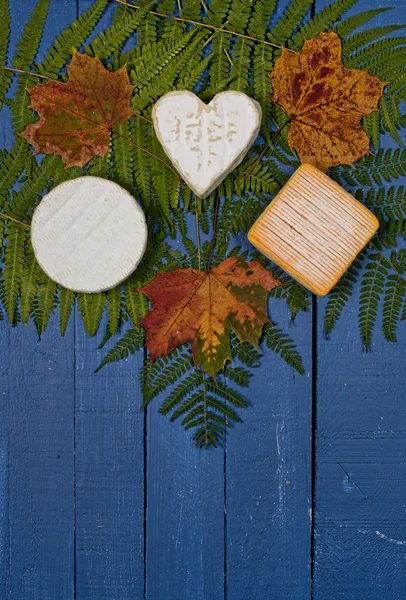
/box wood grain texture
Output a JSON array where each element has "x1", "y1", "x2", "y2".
[
  {"x1": 249, "y1": 164, "x2": 378, "y2": 296},
  {"x1": 75, "y1": 2, "x2": 146, "y2": 599},
  {"x1": 146, "y1": 410, "x2": 225, "y2": 600},
  {"x1": 226, "y1": 244, "x2": 313, "y2": 600},
  {"x1": 0, "y1": 2, "x2": 77, "y2": 599},
  {"x1": 75, "y1": 317, "x2": 145, "y2": 599},
  {"x1": 314, "y1": 1, "x2": 406, "y2": 599}
]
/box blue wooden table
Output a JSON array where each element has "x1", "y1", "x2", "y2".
[{"x1": 0, "y1": 0, "x2": 405, "y2": 598}]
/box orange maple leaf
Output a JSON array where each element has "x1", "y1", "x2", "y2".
[
  {"x1": 270, "y1": 32, "x2": 386, "y2": 172},
  {"x1": 21, "y1": 52, "x2": 135, "y2": 168},
  {"x1": 138, "y1": 257, "x2": 282, "y2": 377}
]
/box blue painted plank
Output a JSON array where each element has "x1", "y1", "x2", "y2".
[
  {"x1": 226, "y1": 1, "x2": 313, "y2": 595},
  {"x1": 226, "y1": 281, "x2": 313, "y2": 600},
  {"x1": 74, "y1": 2, "x2": 145, "y2": 598},
  {"x1": 75, "y1": 317, "x2": 145, "y2": 599},
  {"x1": 146, "y1": 410, "x2": 225, "y2": 600},
  {"x1": 0, "y1": 2, "x2": 77, "y2": 599},
  {"x1": 314, "y1": 1, "x2": 406, "y2": 598}
]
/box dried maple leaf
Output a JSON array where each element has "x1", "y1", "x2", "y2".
[
  {"x1": 138, "y1": 257, "x2": 282, "y2": 377},
  {"x1": 21, "y1": 52, "x2": 135, "y2": 168},
  {"x1": 270, "y1": 32, "x2": 386, "y2": 172}
]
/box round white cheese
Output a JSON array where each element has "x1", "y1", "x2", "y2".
[{"x1": 31, "y1": 176, "x2": 147, "y2": 293}]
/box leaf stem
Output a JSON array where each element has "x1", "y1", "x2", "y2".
[
  {"x1": 114, "y1": 131, "x2": 182, "y2": 180},
  {"x1": 194, "y1": 195, "x2": 202, "y2": 271},
  {"x1": 0, "y1": 213, "x2": 31, "y2": 229},
  {"x1": 206, "y1": 189, "x2": 220, "y2": 272},
  {"x1": 0, "y1": 65, "x2": 50, "y2": 80},
  {"x1": 114, "y1": 0, "x2": 296, "y2": 52},
  {"x1": 243, "y1": 120, "x2": 291, "y2": 181}
]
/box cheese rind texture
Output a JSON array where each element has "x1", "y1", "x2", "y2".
[
  {"x1": 31, "y1": 176, "x2": 147, "y2": 293},
  {"x1": 152, "y1": 90, "x2": 262, "y2": 198},
  {"x1": 248, "y1": 164, "x2": 379, "y2": 296}
]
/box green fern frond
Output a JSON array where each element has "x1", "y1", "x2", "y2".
[
  {"x1": 32, "y1": 271, "x2": 58, "y2": 336},
  {"x1": 344, "y1": 37, "x2": 406, "y2": 70},
  {"x1": 289, "y1": 0, "x2": 357, "y2": 51},
  {"x1": 13, "y1": 0, "x2": 49, "y2": 69},
  {"x1": 59, "y1": 287, "x2": 75, "y2": 336},
  {"x1": 159, "y1": 370, "x2": 204, "y2": 414},
  {"x1": 360, "y1": 47, "x2": 406, "y2": 84},
  {"x1": 268, "y1": 0, "x2": 313, "y2": 46},
  {"x1": 230, "y1": 333, "x2": 262, "y2": 367},
  {"x1": 19, "y1": 243, "x2": 41, "y2": 324},
  {"x1": 359, "y1": 253, "x2": 388, "y2": 350},
  {"x1": 324, "y1": 254, "x2": 364, "y2": 335},
  {"x1": 331, "y1": 149, "x2": 406, "y2": 187},
  {"x1": 262, "y1": 322, "x2": 304, "y2": 374},
  {"x1": 248, "y1": 0, "x2": 276, "y2": 39},
  {"x1": 78, "y1": 292, "x2": 106, "y2": 336},
  {"x1": 106, "y1": 286, "x2": 122, "y2": 338},
  {"x1": 85, "y1": 1, "x2": 155, "y2": 61},
  {"x1": 383, "y1": 273, "x2": 406, "y2": 342},
  {"x1": 95, "y1": 326, "x2": 144, "y2": 372},
  {"x1": 362, "y1": 110, "x2": 380, "y2": 150},
  {"x1": 331, "y1": 8, "x2": 392, "y2": 39},
  {"x1": 223, "y1": 364, "x2": 252, "y2": 387},
  {"x1": 2, "y1": 222, "x2": 27, "y2": 323},
  {"x1": 0, "y1": 0, "x2": 11, "y2": 108},
  {"x1": 0, "y1": 138, "x2": 31, "y2": 205},
  {"x1": 252, "y1": 44, "x2": 275, "y2": 141},
  {"x1": 38, "y1": 0, "x2": 108, "y2": 77},
  {"x1": 380, "y1": 95, "x2": 403, "y2": 147},
  {"x1": 142, "y1": 347, "x2": 194, "y2": 405},
  {"x1": 342, "y1": 23, "x2": 405, "y2": 56},
  {"x1": 206, "y1": 379, "x2": 249, "y2": 408}
]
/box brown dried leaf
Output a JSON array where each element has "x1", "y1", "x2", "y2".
[
  {"x1": 21, "y1": 52, "x2": 135, "y2": 168},
  {"x1": 270, "y1": 32, "x2": 386, "y2": 171}
]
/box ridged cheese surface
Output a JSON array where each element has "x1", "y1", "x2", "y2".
[{"x1": 248, "y1": 164, "x2": 379, "y2": 296}]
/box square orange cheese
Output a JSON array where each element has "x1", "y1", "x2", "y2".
[{"x1": 248, "y1": 164, "x2": 379, "y2": 296}]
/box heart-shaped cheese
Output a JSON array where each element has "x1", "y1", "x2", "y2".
[{"x1": 152, "y1": 90, "x2": 262, "y2": 198}]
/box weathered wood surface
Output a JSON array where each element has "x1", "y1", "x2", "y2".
[
  {"x1": 0, "y1": 0, "x2": 404, "y2": 599},
  {"x1": 314, "y1": 1, "x2": 406, "y2": 599}
]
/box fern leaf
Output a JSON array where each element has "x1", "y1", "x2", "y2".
[
  {"x1": 13, "y1": 0, "x2": 50, "y2": 69},
  {"x1": 382, "y1": 274, "x2": 406, "y2": 342},
  {"x1": 289, "y1": 0, "x2": 357, "y2": 51},
  {"x1": 38, "y1": 0, "x2": 108, "y2": 77},
  {"x1": 380, "y1": 95, "x2": 403, "y2": 147},
  {"x1": 342, "y1": 23, "x2": 405, "y2": 56},
  {"x1": 32, "y1": 271, "x2": 58, "y2": 336},
  {"x1": 2, "y1": 222, "x2": 27, "y2": 323},
  {"x1": 268, "y1": 0, "x2": 313, "y2": 46},
  {"x1": 106, "y1": 286, "x2": 122, "y2": 337},
  {"x1": 324, "y1": 255, "x2": 364, "y2": 335},
  {"x1": 262, "y1": 323, "x2": 304, "y2": 374},
  {"x1": 252, "y1": 44, "x2": 274, "y2": 141},
  {"x1": 85, "y1": 1, "x2": 155, "y2": 61},
  {"x1": 19, "y1": 244, "x2": 41, "y2": 324},
  {"x1": 95, "y1": 326, "x2": 144, "y2": 372},
  {"x1": 331, "y1": 8, "x2": 392, "y2": 39},
  {"x1": 359, "y1": 254, "x2": 387, "y2": 350},
  {"x1": 0, "y1": 0, "x2": 11, "y2": 107},
  {"x1": 59, "y1": 287, "x2": 75, "y2": 336},
  {"x1": 0, "y1": 138, "x2": 31, "y2": 206},
  {"x1": 159, "y1": 371, "x2": 204, "y2": 415},
  {"x1": 143, "y1": 347, "x2": 193, "y2": 404},
  {"x1": 247, "y1": 0, "x2": 276, "y2": 39},
  {"x1": 223, "y1": 364, "x2": 251, "y2": 387},
  {"x1": 78, "y1": 292, "x2": 106, "y2": 336},
  {"x1": 206, "y1": 380, "x2": 249, "y2": 408}
]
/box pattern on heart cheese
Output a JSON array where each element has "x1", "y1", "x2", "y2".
[{"x1": 152, "y1": 90, "x2": 262, "y2": 198}]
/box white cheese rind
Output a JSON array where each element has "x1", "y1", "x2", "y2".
[
  {"x1": 31, "y1": 176, "x2": 148, "y2": 293},
  {"x1": 152, "y1": 90, "x2": 262, "y2": 199}
]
